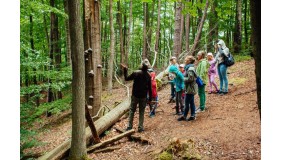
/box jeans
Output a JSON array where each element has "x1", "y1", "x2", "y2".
[
  {"x1": 183, "y1": 94, "x2": 196, "y2": 118},
  {"x1": 176, "y1": 90, "x2": 184, "y2": 113},
  {"x1": 149, "y1": 97, "x2": 158, "y2": 115},
  {"x1": 218, "y1": 63, "x2": 228, "y2": 92},
  {"x1": 170, "y1": 83, "x2": 176, "y2": 98},
  {"x1": 128, "y1": 96, "x2": 147, "y2": 130},
  {"x1": 198, "y1": 84, "x2": 206, "y2": 111}
]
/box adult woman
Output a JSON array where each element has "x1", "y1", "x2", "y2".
[{"x1": 215, "y1": 39, "x2": 230, "y2": 95}]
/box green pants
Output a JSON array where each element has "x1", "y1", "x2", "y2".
[
  {"x1": 198, "y1": 84, "x2": 206, "y2": 111},
  {"x1": 128, "y1": 96, "x2": 147, "y2": 130}
]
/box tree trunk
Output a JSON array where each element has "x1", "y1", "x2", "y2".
[
  {"x1": 173, "y1": 2, "x2": 182, "y2": 58},
  {"x1": 38, "y1": 98, "x2": 131, "y2": 160},
  {"x1": 117, "y1": 0, "x2": 125, "y2": 68},
  {"x1": 233, "y1": 0, "x2": 242, "y2": 54},
  {"x1": 250, "y1": 0, "x2": 261, "y2": 119},
  {"x1": 189, "y1": 0, "x2": 209, "y2": 56},
  {"x1": 179, "y1": 4, "x2": 184, "y2": 53},
  {"x1": 185, "y1": 0, "x2": 190, "y2": 52},
  {"x1": 90, "y1": 0, "x2": 102, "y2": 116},
  {"x1": 125, "y1": 0, "x2": 133, "y2": 65},
  {"x1": 155, "y1": 0, "x2": 161, "y2": 53},
  {"x1": 107, "y1": 0, "x2": 115, "y2": 92},
  {"x1": 68, "y1": 0, "x2": 87, "y2": 158},
  {"x1": 207, "y1": 0, "x2": 217, "y2": 52},
  {"x1": 64, "y1": 0, "x2": 71, "y2": 66},
  {"x1": 147, "y1": 0, "x2": 156, "y2": 62},
  {"x1": 244, "y1": 0, "x2": 248, "y2": 46},
  {"x1": 142, "y1": 2, "x2": 148, "y2": 59}
]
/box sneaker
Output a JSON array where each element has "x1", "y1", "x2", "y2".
[
  {"x1": 138, "y1": 128, "x2": 144, "y2": 133},
  {"x1": 149, "y1": 113, "x2": 155, "y2": 118},
  {"x1": 196, "y1": 107, "x2": 204, "y2": 113},
  {"x1": 187, "y1": 116, "x2": 196, "y2": 121},
  {"x1": 217, "y1": 91, "x2": 223, "y2": 95},
  {"x1": 177, "y1": 116, "x2": 186, "y2": 121},
  {"x1": 223, "y1": 91, "x2": 228, "y2": 95},
  {"x1": 177, "y1": 112, "x2": 183, "y2": 115}
]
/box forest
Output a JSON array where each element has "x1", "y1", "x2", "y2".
[{"x1": 20, "y1": 0, "x2": 261, "y2": 159}]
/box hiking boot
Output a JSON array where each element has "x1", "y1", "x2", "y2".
[
  {"x1": 187, "y1": 116, "x2": 196, "y2": 121},
  {"x1": 177, "y1": 116, "x2": 186, "y2": 121},
  {"x1": 138, "y1": 128, "x2": 144, "y2": 133}
]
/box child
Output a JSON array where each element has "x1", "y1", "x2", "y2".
[
  {"x1": 196, "y1": 50, "x2": 209, "y2": 113},
  {"x1": 178, "y1": 56, "x2": 198, "y2": 121},
  {"x1": 166, "y1": 56, "x2": 179, "y2": 103},
  {"x1": 179, "y1": 64, "x2": 186, "y2": 107},
  {"x1": 207, "y1": 53, "x2": 219, "y2": 94},
  {"x1": 169, "y1": 65, "x2": 184, "y2": 115}
]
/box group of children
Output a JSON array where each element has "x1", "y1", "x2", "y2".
[{"x1": 166, "y1": 50, "x2": 220, "y2": 121}]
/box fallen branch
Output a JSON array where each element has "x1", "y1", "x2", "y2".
[
  {"x1": 21, "y1": 152, "x2": 43, "y2": 160},
  {"x1": 87, "y1": 129, "x2": 135, "y2": 153},
  {"x1": 114, "y1": 127, "x2": 152, "y2": 144},
  {"x1": 38, "y1": 98, "x2": 131, "y2": 160},
  {"x1": 93, "y1": 146, "x2": 121, "y2": 153},
  {"x1": 85, "y1": 104, "x2": 101, "y2": 144}
]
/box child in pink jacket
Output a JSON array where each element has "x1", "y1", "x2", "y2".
[{"x1": 207, "y1": 52, "x2": 219, "y2": 94}]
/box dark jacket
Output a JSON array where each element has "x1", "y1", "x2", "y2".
[
  {"x1": 124, "y1": 68, "x2": 152, "y2": 101},
  {"x1": 184, "y1": 64, "x2": 198, "y2": 95}
]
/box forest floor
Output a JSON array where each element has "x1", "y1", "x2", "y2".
[{"x1": 25, "y1": 59, "x2": 261, "y2": 160}]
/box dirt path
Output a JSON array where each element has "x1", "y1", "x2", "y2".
[{"x1": 26, "y1": 59, "x2": 260, "y2": 159}]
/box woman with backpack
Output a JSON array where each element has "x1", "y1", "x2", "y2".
[
  {"x1": 178, "y1": 55, "x2": 198, "y2": 121},
  {"x1": 215, "y1": 39, "x2": 230, "y2": 95}
]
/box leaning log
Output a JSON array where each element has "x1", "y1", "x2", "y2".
[
  {"x1": 38, "y1": 98, "x2": 131, "y2": 160},
  {"x1": 87, "y1": 129, "x2": 135, "y2": 153}
]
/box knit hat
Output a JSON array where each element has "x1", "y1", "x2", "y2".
[
  {"x1": 207, "y1": 52, "x2": 213, "y2": 57},
  {"x1": 179, "y1": 64, "x2": 185, "y2": 68}
]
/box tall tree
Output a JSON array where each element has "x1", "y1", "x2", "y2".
[
  {"x1": 64, "y1": 0, "x2": 71, "y2": 66},
  {"x1": 250, "y1": 0, "x2": 261, "y2": 118},
  {"x1": 189, "y1": 0, "x2": 209, "y2": 56},
  {"x1": 173, "y1": 2, "x2": 182, "y2": 58},
  {"x1": 107, "y1": 0, "x2": 115, "y2": 92},
  {"x1": 142, "y1": 2, "x2": 148, "y2": 59},
  {"x1": 117, "y1": 0, "x2": 125, "y2": 66},
  {"x1": 68, "y1": 0, "x2": 87, "y2": 158},
  {"x1": 125, "y1": 0, "x2": 133, "y2": 66},
  {"x1": 185, "y1": 0, "x2": 190, "y2": 52},
  {"x1": 244, "y1": 0, "x2": 248, "y2": 46},
  {"x1": 155, "y1": 0, "x2": 161, "y2": 53},
  {"x1": 234, "y1": 0, "x2": 242, "y2": 53},
  {"x1": 90, "y1": 0, "x2": 102, "y2": 116},
  {"x1": 207, "y1": 0, "x2": 218, "y2": 52}
]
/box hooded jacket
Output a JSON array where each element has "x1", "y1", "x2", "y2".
[
  {"x1": 184, "y1": 64, "x2": 198, "y2": 95},
  {"x1": 169, "y1": 65, "x2": 184, "y2": 92},
  {"x1": 215, "y1": 39, "x2": 230, "y2": 64},
  {"x1": 196, "y1": 59, "x2": 209, "y2": 85}
]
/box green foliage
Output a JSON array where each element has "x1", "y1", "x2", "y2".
[
  {"x1": 234, "y1": 55, "x2": 252, "y2": 62},
  {"x1": 20, "y1": 128, "x2": 42, "y2": 159}
]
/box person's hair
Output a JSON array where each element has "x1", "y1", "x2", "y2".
[
  {"x1": 141, "y1": 62, "x2": 149, "y2": 71},
  {"x1": 197, "y1": 50, "x2": 206, "y2": 59},
  {"x1": 142, "y1": 58, "x2": 152, "y2": 69},
  {"x1": 185, "y1": 55, "x2": 195, "y2": 64}
]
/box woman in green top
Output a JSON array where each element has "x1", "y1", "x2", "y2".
[{"x1": 196, "y1": 50, "x2": 209, "y2": 112}]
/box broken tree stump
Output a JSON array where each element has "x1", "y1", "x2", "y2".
[
  {"x1": 85, "y1": 104, "x2": 101, "y2": 144},
  {"x1": 87, "y1": 129, "x2": 135, "y2": 153}
]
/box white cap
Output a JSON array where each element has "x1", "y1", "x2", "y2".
[
  {"x1": 179, "y1": 64, "x2": 185, "y2": 68},
  {"x1": 207, "y1": 52, "x2": 213, "y2": 56},
  {"x1": 170, "y1": 56, "x2": 177, "y2": 61}
]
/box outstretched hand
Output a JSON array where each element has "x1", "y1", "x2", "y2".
[{"x1": 120, "y1": 63, "x2": 128, "y2": 69}]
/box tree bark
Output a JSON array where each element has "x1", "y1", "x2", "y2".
[
  {"x1": 117, "y1": 0, "x2": 125, "y2": 67},
  {"x1": 68, "y1": 0, "x2": 87, "y2": 159},
  {"x1": 250, "y1": 0, "x2": 261, "y2": 119},
  {"x1": 125, "y1": 0, "x2": 133, "y2": 66},
  {"x1": 233, "y1": 0, "x2": 242, "y2": 53},
  {"x1": 179, "y1": 3, "x2": 184, "y2": 53},
  {"x1": 90, "y1": 0, "x2": 102, "y2": 116},
  {"x1": 173, "y1": 2, "x2": 182, "y2": 58},
  {"x1": 107, "y1": 0, "x2": 115, "y2": 92},
  {"x1": 85, "y1": 105, "x2": 101, "y2": 144},
  {"x1": 244, "y1": 0, "x2": 248, "y2": 46},
  {"x1": 208, "y1": 0, "x2": 217, "y2": 52},
  {"x1": 189, "y1": 0, "x2": 209, "y2": 56},
  {"x1": 38, "y1": 98, "x2": 131, "y2": 160}
]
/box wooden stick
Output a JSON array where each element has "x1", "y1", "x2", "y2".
[
  {"x1": 114, "y1": 127, "x2": 152, "y2": 144},
  {"x1": 85, "y1": 104, "x2": 101, "y2": 144},
  {"x1": 87, "y1": 129, "x2": 135, "y2": 153}
]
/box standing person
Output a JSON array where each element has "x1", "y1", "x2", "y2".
[
  {"x1": 169, "y1": 65, "x2": 184, "y2": 115},
  {"x1": 196, "y1": 50, "x2": 209, "y2": 113},
  {"x1": 121, "y1": 63, "x2": 152, "y2": 132},
  {"x1": 179, "y1": 64, "x2": 186, "y2": 106},
  {"x1": 215, "y1": 39, "x2": 230, "y2": 95},
  {"x1": 166, "y1": 56, "x2": 179, "y2": 103},
  {"x1": 143, "y1": 59, "x2": 158, "y2": 118},
  {"x1": 178, "y1": 56, "x2": 198, "y2": 121},
  {"x1": 207, "y1": 52, "x2": 219, "y2": 94}
]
